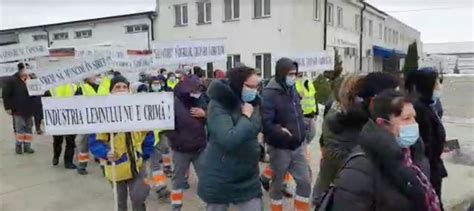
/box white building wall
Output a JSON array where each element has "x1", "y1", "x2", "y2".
[
  {"x1": 155, "y1": 0, "x2": 325, "y2": 77},
  {"x1": 14, "y1": 16, "x2": 153, "y2": 50}
]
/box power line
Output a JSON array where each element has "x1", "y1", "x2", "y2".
[{"x1": 386, "y1": 6, "x2": 472, "y2": 13}]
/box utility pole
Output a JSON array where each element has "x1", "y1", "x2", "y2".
[
  {"x1": 359, "y1": 1, "x2": 366, "y2": 72},
  {"x1": 323, "y1": 0, "x2": 328, "y2": 50}
]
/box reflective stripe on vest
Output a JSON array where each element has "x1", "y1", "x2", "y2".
[{"x1": 50, "y1": 84, "x2": 77, "y2": 97}]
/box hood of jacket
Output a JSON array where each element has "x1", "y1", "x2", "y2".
[
  {"x1": 208, "y1": 79, "x2": 260, "y2": 109},
  {"x1": 275, "y1": 58, "x2": 298, "y2": 91}
]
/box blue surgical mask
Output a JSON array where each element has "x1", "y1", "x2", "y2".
[
  {"x1": 242, "y1": 89, "x2": 257, "y2": 102},
  {"x1": 397, "y1": 123, "x2": 419, "y2": 148},
  {"x1": 286, "y1": 76, "x2": 296, "y2": 86},
  {"x1": 432, "y1": 90, "x2": 442, "y2": 101}
]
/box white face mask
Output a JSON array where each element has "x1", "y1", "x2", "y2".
[
  {"x1": 190, "y1": 93, "x2": 202, "y2": 99},
  {"x1": 151, "y1": 84, "x2": 162, "y2": 92}
]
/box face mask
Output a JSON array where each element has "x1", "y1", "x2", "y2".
[
  {"x1": 242, "y1": 89, "x2": 257, "y2": 102},
  {"x1": 151, "y1": 84, "x2": 162, "y2": 92},
  {"x1": 397, "y1": 123, "x2": 420, "y2": 148},
  {"x1": 190, "y1": 93, "x2": 202, "y2": 99},
  {"x1": 432, "y1": 90, "x2": 442, "y2": 100},
  {"x1": 169, "y1": 76, "x2": 176, "y2": 81},
  {"x1": 96, "y1": 77, "x2": 103, "y2": 84},
  {"x1": 286, "y1": 76, "x2": 296, "y2": 86}
]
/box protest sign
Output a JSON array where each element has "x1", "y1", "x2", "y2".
[
  {"x1": 42, "y1": 92, "x2": 175, "y2": 135},
  {"x1": 0, "y1": 44, "x2": 49, "y2": 63},
  {"x1": 34, "y1": 56, "x2": 113, "y2": 91},
  {"x1": 75, "y1": 46, "x2": 128, "y2": 60},
  {"x1": 0, "y1": 61, "x2": 38, "y2": 77},
  {"x1": 112, "y1": 55, "x2": 156, "y2": 72},
  {"x1": 26, "y1": 79, "x2": 45, "y2": 96},
  {"x1": 152, "y1": 38, "x2": 226, "y2": 65},
  {"x1": 274, "y1": 52, "x2": 334, "y2": 72}
]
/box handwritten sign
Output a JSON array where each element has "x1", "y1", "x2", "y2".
[
  {"x1": 75, "y1": 46, "x2": 128, "y2": 60},
  {"x1": 42, "y1": 92, "x2": 175, "y2": 135},
  {"x1": 0, "y1": 44, "x2": 49, "y2": 63},
  {"x1": 26, "y1": 79, "x2": 45, "y2": 96},
  {"x1": 35, "y1": 56, "x2": 113, "y2": 91},
  {"x1": 275, "y1": 52, "x2": 334, "y2": 72},
  {"x1": 152, "y1": 38, "x2": 226, "y2": 65}
]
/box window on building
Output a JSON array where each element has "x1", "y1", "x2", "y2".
[
  {"x1": 125, "y1": 24, "x2": 149, "y2": 33},
  {"x1": 75, "y1": 30, "x2": 92, "y2": 39},
  {"x1": 355, "y1": 15, "x2": 360, "y2": 32},
  {"x1": 327, "y1": 3, "x2": 334, "y2": 25},
  {"x1": 174, "y1": 4, "x2": 188, "y2": 26},
  {"x1": 384, "y1": 27, "x2": 388, "y2": 42},
  {"x1": 32, "y1": 34, "x2": 47, "y2": 41},
  {"x1": 314, "y1": 0, "x2": 320, "y2": 20},
  {"x1": 53, "y1": 32, "x2": 68, "y2": 40},
  {"x1": 226, "y1": 54, "x2": 241, "y2": 70},
  {"x1": 378, "y1": 23, "x2": 383, "y2": 39},
  {"x1": 224, "y1": 0, "x2": 240, "y2": 21},
  {"x1": 387, "y1": 28, "x2": 392, "y2": 43},
  {"x1": 255, "y1": 53, "x2": 271, "y2": 79},
  {"x1": 392, "y1": 31, "x2": 397, "y2": 44},
  {"x1": 254, "y1": 0, "x2": 270, "y2": 18},
  {"x1": 363, "y1": 18, "x2": 367, "y2": 36},
  {"x1": 368, "y1": 20, "x2": 373, "y2": 37},
  {"x1": 197, "y1": 2, "x2": 212, "y2": 24},
  {"x1": 337, "y1": 7, "x2": 343, "y2": 27}
]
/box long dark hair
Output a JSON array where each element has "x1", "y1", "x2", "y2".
[{"x1": 227, "y1": 66, "x2": 256, "y2": 99}]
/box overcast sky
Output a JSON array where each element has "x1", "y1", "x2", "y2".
[{"x1": 0, "y1": 0, "x2": 473, "y2": 43}]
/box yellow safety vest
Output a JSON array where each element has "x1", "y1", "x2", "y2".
[
  {"x1": 167, "y1": 80, "x2": 178, "y2": 90},
  {"x1": 81, "y1": 81, "x2": 110, "y2": 96},
  {"x1": 153, "y1": 130, "x2": 161, "y2": 146},
  {"x1": 50, "y1": 83, "x2": 77, "y2": 97},
  {"x1": 296, "y1": 79, "x2": 317, "y2": 115},
  {"x1": 96, "y1": 132, "x2": 148, "y2": 182}
]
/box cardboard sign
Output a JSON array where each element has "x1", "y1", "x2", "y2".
[
  {"x1": 34, "y1": 56, "x2": 113, "y2": 91},
  {"x1": 112, "y1": 55, "x2": 156, "y2": 72},
  {"x1": 26, "y1": 79, "x2": 45, "y2": 96},
  {"x1": 152, "y1": 38, "x2": 226, "y2": 65},
  {"x1": 0, "y1": 44, "x2": 49, "y2": 63},
  {"x1": 75, "y1": 46, "x2": 128, "y2": 60},
  {"x1": 274, "y1": 52, "x2": 334, "y2": 72},
  {"x1": 42, "y1": 92, "x2": 175, "y2": 135},
  {"x1": 0, "y1": 61, "x2": 38, "y2": 77}
]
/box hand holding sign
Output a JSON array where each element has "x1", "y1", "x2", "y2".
[{"x1": 107, "y1": 151, "x2": 120, "y2": 161}]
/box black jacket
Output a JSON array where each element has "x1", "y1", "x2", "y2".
[
  {"x1": 2, "y1": 74, "x2": 35, "y2": 117},
  {"x1": 332, "y1": 120, "x2": 431, "y2": 211},
  {"x1": 414, "y1": 97, "x2": 448, "y2": 184}
]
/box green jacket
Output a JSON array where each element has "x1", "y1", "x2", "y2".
[{"x1": 198, "y1": 79, "x2": 262, "y2": 204}]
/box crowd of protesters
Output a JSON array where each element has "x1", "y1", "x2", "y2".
[{"x1": 2, "y1": 59, "x2": 448, "y2": 211}]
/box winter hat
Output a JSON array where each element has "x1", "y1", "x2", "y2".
[
  {"x1": 214, "y1": 69, "x2": 225, "y2": 79},
  {"x1": 110, "y1": 75, "x2": 130, "y2": 91},
  {"x1": 275, "y1": 58, "x2": 298, "y2": 88},
  {"x1": 405, "y1": 68, "x2": 438, "y2": 99},
  {"x1": 176, "y1": 75, "x2": 202, "y2": 94}
]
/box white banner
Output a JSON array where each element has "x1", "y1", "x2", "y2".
[
  {"x1": 0, "y1": 44, "x2": 49, "y2": 63},
  {"x1": 112, "y1": 55, "x2": 156, "y2": 72},
  {"x1": 75, "y1": 46, "x2": 128, "y2": 60},
  {"x1": 42, "y1": 92, "x2": 175, "y2": 135},
  {"x1": 152, "y1": 38, "x2": 226, "y2": 65},
  {"x1": 0, "y1": 61, "x2": 38, "y2": 77},
  {"x1": 26, "y1": 79, "x2": 45, "y2": 96},
  {"x1": 274, "y1": 52, "x2": 334, "y2": 72},
  {"x1": 34, "y1": 56, "x2": 113, "y2": 92}
]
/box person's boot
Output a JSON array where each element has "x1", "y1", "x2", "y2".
[
  {"x1": 23, "y1": 143, "x2": 35, "y2": 154},
  {"x1": 281, "y1": 184, "x2": 293, "y2": 198},
  {"x1": 156, "y1": 187, "x2": 171, "y2": 203},
  {"x1": 15, "y1": 144, "x2": 23, "y2": 155},
  {"x1": 52, "y1": 157, "x2": 59, "y2": 166},
  {"x1": 260, "y1": 176, "x2": 270, "y2": 192},
  {"x1": 65, "y1": 162, "x2": 77, "y2": 169},
  {"x1": 77, "y1": 163, "x2": 88, "y2": 175},
  {"x1": 163, "y1": 166, "x2": 173, "y2": 178}
]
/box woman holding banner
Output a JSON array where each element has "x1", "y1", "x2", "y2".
[
  {"x1": 88, "y1": 76, "x2": 155, "y2": 211},
  {"x1": 198, "y1": 66, "x2": 263, "y2": 211}
]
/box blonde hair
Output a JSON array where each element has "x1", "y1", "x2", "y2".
[{"x1": 338, "y1": 74, "x2": 364, "y2": 110}]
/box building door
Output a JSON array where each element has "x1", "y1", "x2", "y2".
[{"x1": 255, "y1": 53, "x2": 271, "y2": 79}]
